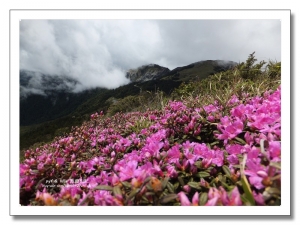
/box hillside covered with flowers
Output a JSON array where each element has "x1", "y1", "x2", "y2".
[{"x1": 20, "y1": 53, "x2": 281, "y2": 206}]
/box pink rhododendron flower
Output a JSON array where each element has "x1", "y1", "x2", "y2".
[
  {"x1": 206, "y1": 187, "x2": 242, "y2": 206},
  {"x1": 253, "y1": 191, "x2": 265, "y2": 205},
  {"x1": 178, "y1": 191, "x2": 199, "y2": 206},
  {"x1": 56, "y1": 157, "x2": 65, "y2": 166},
  {"x1": 227, "y1": 187, "x2": 242, "y2": 206},
  {"x1": 248, "y1": 176, "x2": 264, "y2": 190},
  {"x1": 93, "y1": 190, "x2": 114, "y2": 206},
  {"x1": 167, "y1": 144, "x2": 181, "y2": 163},
  {"x1": 227, "y1": 154, "x2": 239, "y2": 165},
  {"x1": 119, "y1": 160, "x2": 138, "y2": 181},
  {"x1": 211, "y1": 150, "x2": 224, "y2": 167},
  {"x1": 227, "y1": 95, "x2": 239, "y2": 106},
  {"x1": 20, "y1": 85, "x2": 281, "y2": 206},
  {"x1": 268, "y1": 141, "x2": 281, "y2": 160},
  {"x1": 216, "y1": 118, "x2": 244, "y2": 143}
]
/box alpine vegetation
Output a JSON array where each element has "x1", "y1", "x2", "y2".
[{"x1": 20, "y1": 53, "x2": 281, "y2": 206}]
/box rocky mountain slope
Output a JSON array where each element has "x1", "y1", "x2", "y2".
[
  {"x1": 125, "y1": 60, "x2": 237, "y2": 83},
  {"x1": 125, "y1": 64, "x2": 170, "y2": 82}
]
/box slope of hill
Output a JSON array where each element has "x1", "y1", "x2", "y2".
[
  {"x1": 161, "y1": 60, "x2": 237, "y2": 82},
  {"x1": 20, "y1": 60, "x2": 238, "y2": 150},
  {"x1": 19, "y1": 54, "x2": 281, "y2": 206}
]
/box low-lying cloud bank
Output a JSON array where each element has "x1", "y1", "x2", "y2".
[{"x1": 20, "y1": 20, "x2": 281, "y2": 95}]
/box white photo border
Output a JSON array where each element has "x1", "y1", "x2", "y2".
[{"x1": 10, "y1": 9, "x2": 290, "y2": 216}]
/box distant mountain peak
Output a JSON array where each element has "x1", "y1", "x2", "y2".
[
  {"x1": 125, "y1": 64, "x2": 170, "y2": 83},
  {"x1": 125, "y1": 60, "x2": 237, "y2": 83}
]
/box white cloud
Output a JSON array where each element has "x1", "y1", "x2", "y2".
[{"x1": 20, "y1": 19, "x2": 281, "y2": 92}]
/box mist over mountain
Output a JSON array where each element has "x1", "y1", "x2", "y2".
[
  {"x1": 20, "y1": 59, "x2": 239, "y2": 150},
  {"x1": 20, "y1": 59, "x2": 237, "y2": 127},
  {"x1": 20, "y1": 59, "x2": 237, "y2": 98},
  {"x1": 20, "y1": 70, "x2": 80, "y2": 99},
  {"x1": 20, "y1": 20, "x2": 280, "y2": 91}
]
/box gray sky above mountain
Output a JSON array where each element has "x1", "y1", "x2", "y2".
[{"x1": 20, "y1": 19, "x2": 281, "y2": 92}]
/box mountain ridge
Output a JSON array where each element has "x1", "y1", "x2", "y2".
[
  {"x1": 20, "y1": 59, "x2": 237, "y2": 126},
  {"x1": 125, "y1": 64, "x2": 170, "y2": 82},
  {"x1": 20, "y1": 59, "x2": 237, "y2": 150}
]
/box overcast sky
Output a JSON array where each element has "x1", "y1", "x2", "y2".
[{"x1": 20, "y1": 19, "x2": 281, "y2": 92}]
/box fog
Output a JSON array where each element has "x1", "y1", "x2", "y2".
[{"x1": 20, "y1": 19, "x2": 281, "y2": 94}]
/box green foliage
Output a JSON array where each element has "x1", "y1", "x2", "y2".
[
  {"x1": 127, "y1": 117, "x2": 153, "y2": 134},
  {"x1": 20, "y1": 89, "x2": 103, "y2": 126},
  {"x1": 172, "y1": 52, "x2": 281, "y2": 113},
  {"x1": 237, "y1": 52, "x2": 266, "y2": 80},
  {"x1": 266, "y1": 61, "x2": 281, "y2": 79},
  {"x1": 54, "y1": 127, "x2": 70, "y2": 137},
  {"x1": 107, "y1": 95, "x2": 140, "y2": 115},
  {"x1": 107, "y1": 90, "x2": 168, "y2": 116},
  {"x1": 20, "y1": 113, "x2": 88, "y2": 153}
]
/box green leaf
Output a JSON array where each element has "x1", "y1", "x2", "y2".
[
  {"x1": 196, "y1": 171, "x2": 210, "y2": 178},
  {"x1": 160, "y1": 194, "x2": 178, "y2": 204},
  {"x1": 30, "y1": 170, "x2": 39, "y2": 174},
  {"x1": 199, "y1": 192, "x2": 208, "y2": 206},
  {"x1": 58, "y1": 200, "x2": 72, "y2": 206},
  {"x1": 146, "y1": 183, "x2": 153, "y2": 191},
  {"x1": 142, "y1": 176, "x2": 152, "y2": 185},
  {"x1": 218, "y1": 174, "x2": 223, "y2": 182},
  {"x1": 145, "y1": 191, "x2": 155, "y2": 197},
  {"x1": 194, "y1": 161, "x2": 202, "y2": 168},
  {"x1": 113, "y1": 186, "x2": 122, "y2": 197},
  {"x1": 195, "y1": 136, "x2": 201, "y2": 141},
  {"x1": 227, "y1": 185, "x2": 236, "y2": 192},
  {"x1": 241, "y1": 175, "x2": 255, "y2": 206},
  {"x1": 166, "y1": 182, "x2": 174, "y2": 193},
  {"x1": 240, "y1": 153, "x2": 255, "y2": 205},
  {"x1": 173, "y1": 182, "x2": 180, "y2": 190},
  {"x1": 209, "y1": 178, "x2": 216, "y2": 185},
  {"x1": 220, "y1": 181, "x2": 230, "y2": 190},
  {"x1": 161, "y1": 177, "x2": 169, "y2": 190},
  {"x1": 188, "y1": 182, "x2": 201, "y2": 190},
  {"x1": 125, "y1": 188, "x2": 141, "y2": 203},
  {"x1": 78, "y1": 193, "x2": 91, "y2": 206},
  {"x1": 222, "y1": 165, "x2": 231, "y2": 177},
  {"x1": 269, "y1": 162, "x2": 281, "y2": 170},
  {"x1": 210, "y1": 141, "x2": 219, "y2": 146},
  {"x1": 234, "y1": 137, "x2": 247, "y2": 145},
  {"x1": 232, "y1": 164, "x2": 241, "y2": 169},
  {"x1": 141, "y1": 195, "x2": 149, "y2": 203},
  {"x1": 222, "y1": 175, "x2": 227, "y2": 183},
  {"x1": 240, "y1": 194, "x2": 251, "y2": 206},
  {"x1": 236, "y1": 181, "x2": 242, "y2": 187},
  {"x1": 93, "y1": 185, "x2": 113, "y2": 191},
  {"x1": 35, "y1": 178, "x2": 46, "y2": 190},
  {"x1": 266, "y1": 187, "x2": 281, "y2": 196},
  {"x1": 178, "y1": 176, "x2": 185, "y2": 186},
  {"x1": 121, "y1": 181, "x2": 132, "y2": 188}
]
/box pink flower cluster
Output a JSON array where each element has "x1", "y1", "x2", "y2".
[{"x1": 20, "y1": 86, "x2": 281, "y2": 206}]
